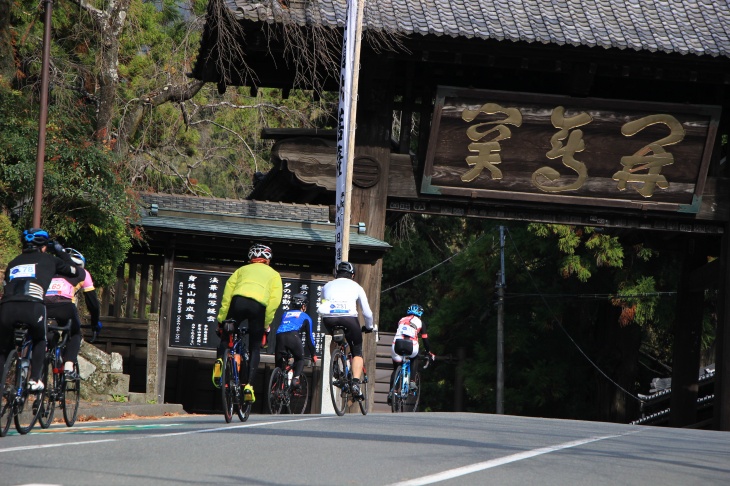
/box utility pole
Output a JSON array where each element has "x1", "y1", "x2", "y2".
[
  {"x1": 496, "y1": 225, "x2": 506, "y2": 414},
  {"x1": 32, "y1": 0, "x2": 54, "y2": 227}
]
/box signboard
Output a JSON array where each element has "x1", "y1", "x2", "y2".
[
  {"x1": 169, "y1": 268, "x2": 327, "y2": 358},
  {"x1": 423, "y1": 87, "x2": 721, "y2": 213}
]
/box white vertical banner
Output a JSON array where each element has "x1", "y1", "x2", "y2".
[{"x1": 335, "y1": 0, "x2": 364, "y2": 267}]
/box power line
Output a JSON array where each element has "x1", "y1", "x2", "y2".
[
  {"x1": 381, "y1": 231, "x2": 491, "y2": 293},
  {"x1": 504, "y1": 227, "x2": 644, "y2": 404}
]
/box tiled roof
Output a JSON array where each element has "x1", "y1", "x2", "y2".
[
  {"x1": 139, "y1": 215, "x2": 390, "y2": 250},
  {"x1": 229, "y1": 0, "x2": 730, "y2": 58},
  {"x1": 140, "y1": 192, "x2": 330, "y2": 223},
  {"x1": 137, "y1": 193, "x2": 390, "y2": 250}
]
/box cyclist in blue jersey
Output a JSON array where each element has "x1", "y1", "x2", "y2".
[{"x1": 275, "y1": 293, "x2": 319, "y2": 389}]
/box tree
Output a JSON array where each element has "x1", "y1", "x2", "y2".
[{"x1": 380, "y1": 215, "x2": 690, "y2": 422}]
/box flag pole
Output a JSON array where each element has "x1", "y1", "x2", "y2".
[{"x1": 335, "y1": 0, "x2": 365, "y2": 266}]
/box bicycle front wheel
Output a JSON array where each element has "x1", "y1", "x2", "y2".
[
  {"x1": 405, "y1": 371, "x2": 421, "y2": 412},
  {"x1": 221, "y1": 352, "x2": 234, "y2": 423},
  {"x1": 329, "y1": 349, "x2": 347, "y2": 416},
  {"x1": 62, "y1": 362, "x2": 80, "y2": 427},
  {"x1": 38, "y1": 358, "x2": 56, "y2": 429},
  {"x1": 267, "y1": 367, "x2": 284, "y2": 414},
  {"x1": 0, "y1": 350, "x2": 18, "y2": 437},
  {"x1": 391, "y1": 367, "x2": 404, "y2": 413},
  {"x1": 289, "y1": 373, "x2": 309, "y2": 414}
]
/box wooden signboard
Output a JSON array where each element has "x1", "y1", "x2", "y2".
[
  {"x1": 422, "y1": 87, "x2": 721, "y2": 213},
  {"x1": 169, "y1": 268, "x2": 326, "y2": 358}
]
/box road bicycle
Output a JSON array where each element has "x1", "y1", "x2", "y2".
[
  {"x1": 0, "y1": 322, "x2": 44, "y2": 436},
  {"x1": 389, "y1": 347, "x2": 432, "y2": 413},
  {"x1": 218, "y1": 319, "x2": 252, "y2": 423},
  {"x1": 38, "y1": 318, "x2": 80, "y2": 428},
  {"x1": 328, "y1": 325, "x2": 369, "y2": 416},
  {"x1": 267, "y1": 351, "x2": 311, "y2": 414}
]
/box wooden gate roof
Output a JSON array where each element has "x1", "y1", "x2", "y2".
[
  {"x1": 136, "y1": 193, "x2": 390, "y2": 267},
  {"x1": 224, "y1": 0, "x2": 730, "y2": 58}
]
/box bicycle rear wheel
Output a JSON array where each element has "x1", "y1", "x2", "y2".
[
  {"x1": 289, "y1": 373, "x2": 309, "y2": 414},
  {"x1": 38, "y1": 358, "x2": 56, "y2": 429},
  {"x1": 267, "y1": 367, "x2": 284, "y2": 414},
  {"x1": 236, "y1": 352, "x2": 250, "y2": 422},
  {"x1": 221, "y1": 352, "x2": 234, "y2": 423},
  {"x1": 62, "y1": 362, "x2": 80, "y2": 427},
  {"x1": 15, "y1": 365, "x2": 42, "y2": 435},
  {"x1": 1, "y1": 350, "x2": 18, "y2": 437},
  {"x1": 405, "y1": 371, "x2": 420, "y2": 412},
  {"x1": 329, "y1": 349, "x2": 347, "y2": 416},
  {"x1": 391, "y1": 368, "x2": 404, "y2": 413},
  {"x1": 358, "y1": 370, "x2": 368, "y2": 415}
]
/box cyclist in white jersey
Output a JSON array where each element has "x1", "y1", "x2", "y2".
[{"x1": 317, "y1": 261, "x2": 374, "y2": 398}]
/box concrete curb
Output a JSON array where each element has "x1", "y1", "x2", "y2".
[{"x1": 76, "y1": 401, "x2": 187, "y2": 421}]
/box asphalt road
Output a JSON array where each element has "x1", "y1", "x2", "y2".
[{"x1": 1, "y1": 412, "x2": 728, "y2": 485}]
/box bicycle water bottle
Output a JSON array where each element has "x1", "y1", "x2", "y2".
[
  {"x1": 19, "y1": 358, "x2": 30, "y2": 385},
  {"x1": 287, "y1": 369, "x2": 293, "y2": 386}
]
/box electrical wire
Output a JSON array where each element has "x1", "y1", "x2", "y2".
[{"x1": 504, "y1": 226, "x2": 644, "y2": 403}]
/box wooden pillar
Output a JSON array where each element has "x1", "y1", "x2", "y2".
[
  {"x1": 157, "y1": 241, "x2": 175, "y2": 402},
  {"x1": 715, "y1": 224, "x2": 730, "y2": 430},
  {"x1": 669, "y1": 236, "x2": 706, "y2": 427},
  {"x1": 351, "y1": 63, "x2": 393, "y2": 411}
]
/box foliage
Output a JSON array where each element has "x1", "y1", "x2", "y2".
[
  {"x1": 0, "y1": 212, "x2": 20, "y2": 269},
  {"x1": 380, "y1": 215, "x2": 692, "y2": 421},
  {"x1": 0, "y1": 88, "x2": 136, "y2": 287}
]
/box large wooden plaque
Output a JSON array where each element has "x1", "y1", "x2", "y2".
[{"x1": 422, "y1": 87, "x2": 721, "y2": 213}]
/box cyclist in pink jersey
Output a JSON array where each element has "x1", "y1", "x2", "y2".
[{"x1": 44, "y1": 248, "x2": 101, "y2": 379}]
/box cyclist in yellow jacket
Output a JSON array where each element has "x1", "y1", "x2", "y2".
[{"x1": 213, "y1": 243, "x2": 283, "y2": 403}]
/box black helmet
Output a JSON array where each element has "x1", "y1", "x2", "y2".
[
  {"x1": 292, "y1": 293, "x2": 307, "y2": 309},
  {"x1": 336, "y1": 261, "x2": 355, "y2": 277},
  {"x1": 22, "y1": 228, "x2": 50, "y2": 247},
  {"x1": 248, "y1": 243, "x2": 272, "y2": 262}
]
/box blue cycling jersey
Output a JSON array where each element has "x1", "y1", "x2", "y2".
[{"x1": 277, "y1": 310, "x2": 312, "y2": 334}]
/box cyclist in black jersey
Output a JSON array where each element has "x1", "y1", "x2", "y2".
[{"x1": 0, "y1": 228, "x2": 79, "y2": 391}]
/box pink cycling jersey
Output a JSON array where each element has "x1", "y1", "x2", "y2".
[{"x1": 46, "y1": 270, "x2": 95, "y2": 303}]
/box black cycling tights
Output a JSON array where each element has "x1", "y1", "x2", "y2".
[
  {"x1": 218, "y1": 295, "x2": 266, "y2": 385},
  {"x1": 45, "y1": 301, "x2": 83, "y2": 365}
]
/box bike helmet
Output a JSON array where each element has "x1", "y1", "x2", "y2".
[
  {"x1": 407, "y1": 304, "x2": 424, "y2": 317},
  {"x1": 65, "y1": 248, "x2": 85, "y2": 268},
  {"x1": 292, "y1": 293, "x2": 307, "y2": 308},
  {"x1": 22, "y1": 228, "x2": 50, "y2": 247},
  {"x1": 336, "y1": 261, "x2": 355, "y2": 277},
  {"x1": 248, "y1": 243, "x2": 272, "y2": 262}
]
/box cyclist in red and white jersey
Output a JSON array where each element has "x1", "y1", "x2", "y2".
[
  {"x1": 317, "y1": 261, "x2": 374, "y2": 399},
  {"x1": 388, "y1": 304, "x2": 435, "y2": 404}
]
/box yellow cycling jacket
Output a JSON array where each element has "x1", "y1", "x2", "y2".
[{"x1": 217, "y1": 262, "x2": 283, "y2": 328}]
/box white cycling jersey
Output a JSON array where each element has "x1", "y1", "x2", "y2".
[{"x1": 317, "y1": 277, "x2": 374, "y2": 329}]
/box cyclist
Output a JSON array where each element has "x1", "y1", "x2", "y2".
[
  {"x1": 0, "y1": 228, "x2": 79, "y2": 391},
  {"x1": 317, "y1": 261, "x2": 374, "y2": 399},
  {"x1": 214, "y1": 243, "x2": 283, "y2": 403},
  {"x1": 389, "y1": 304, "x2": 435, "y2": 405},
  {"x1": 274, "y1": 293, "x2": 318, "y2": 389},
  {"x1": 44, "y1": 248, "x2": 102, "y2": 379}
]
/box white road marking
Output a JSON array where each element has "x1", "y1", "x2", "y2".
[
  {"x1": 0, "y1": 416, "x2": 331, "y2": 453},
  {"x1": 389, "y1": 431, "x2": 640, "y2": 485}
]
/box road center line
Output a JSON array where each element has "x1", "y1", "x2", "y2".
[
  {"x1": 389, "y1": 430, "x2": 641, "y2": 486},
  {"x1": 0, "y1": 416, "x2": 332, "y2": 453}
]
